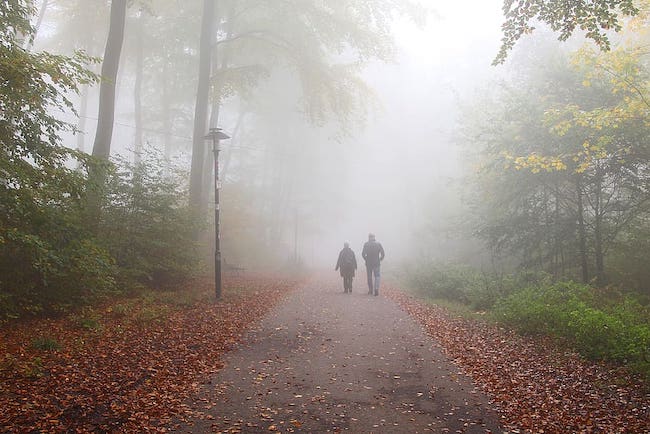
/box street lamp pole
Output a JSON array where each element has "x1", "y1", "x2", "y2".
[{"x1": 205, "y1": 127, "x2": 230, "y2": 300}]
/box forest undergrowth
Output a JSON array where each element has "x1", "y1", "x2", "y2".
[
  {"x1": 386, "y1": 286, "x2": 650, "y2": 432},
  {"x1": 0, "y1": 273, "x2": 302, "y2": 433}
]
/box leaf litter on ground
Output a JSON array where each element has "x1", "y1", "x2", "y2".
[
  {"x1": 0, "y1": 273, "x2": 302, "y2": 433},
  {"x1": 385, "y1": 286, "x2": 650, "y2": 433}
]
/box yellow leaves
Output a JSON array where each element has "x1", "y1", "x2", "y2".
[
  {"x1": 501, "y1": 137, "x2": 613, "y2": 175},
  {"x1": 576, "y1": 161, "x2": 590, "y2": 174},
  {"x1": 503, "y1": 152, "x2": 568, "y2": 173}
]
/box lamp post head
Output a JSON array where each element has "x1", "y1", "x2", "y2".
[{"x1": 205, "y1": 127, "x2": 230, "y2": 141}]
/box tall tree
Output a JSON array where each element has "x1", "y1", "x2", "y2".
[
  {"x1": 91, "y1": 0, "x2": 127, "y2": 161},
  {"x1": 189, "y1": 0, "x2": 215, "y2": 213},
  {"x1": 462, "y1": 33, "x2": 650, "y2": 285},
  {"x1": 188, "y1": 0, "x2": 422, "y2": 214},
  {"x1": 132, "y1": 8, "x2": 145, "y2": 164}
]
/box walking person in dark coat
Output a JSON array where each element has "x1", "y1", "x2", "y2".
[
  {"x1": 335, "y1": 242, "x2": 357, "y2": 293},
  {"x1": 362, "y1": 233, "x2": 385, "y2": 296}
]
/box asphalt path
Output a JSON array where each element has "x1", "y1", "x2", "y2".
[{"x1": 174, "y1": 276, "x2": 503, "y2": 433}]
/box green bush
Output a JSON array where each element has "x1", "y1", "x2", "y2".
[
  {"x1": 492, "y1": 281, "x2": 591, "y2": 335},
  {"x1": 406, "y1": 262, "x2": 650, "y2": 378},
  {"x1": 0, "y1": 216, "x2": 117, "y2": 318},
  {"x1": 0, "y1": 6, "x2": 202, "y2": 320},
  {"x1": 405, "y1": 262, "x2": 551, "y2": 311},
  {"x1": 0, "y1": 2, "x2": 99, "y2": 319},
  {"x1": 493, "y1": 282, "x2": 650, "y2": 376},
  {"x1": 99, "y1": 153, "x2": 203, "y2": 288}
]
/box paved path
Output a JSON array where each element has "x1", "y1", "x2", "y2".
[{"x1": 175, "y1": 277, "x2": 502, "y2": 433}]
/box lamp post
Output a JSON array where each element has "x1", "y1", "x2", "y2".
[{"x1": 205, "y1": 127, "x2": 230, "y2": 300}]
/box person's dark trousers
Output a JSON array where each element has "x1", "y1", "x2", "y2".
[
  {"x1": 343, "y1": 276, "x2": 352, "y2": 293},
  {"x1": 366, "y1": 266, "x2": 373, "y2": 294},
  {"x1": 366, "y1": 265, "x2": 380, "y2": 295}
]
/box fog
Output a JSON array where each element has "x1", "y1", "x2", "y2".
[
  {"x1": 32, "y1": 0, "x2": 617, "y2": 272},
  {"x1": 324, "y1": 0, "x2": 504, "y2": 266}
]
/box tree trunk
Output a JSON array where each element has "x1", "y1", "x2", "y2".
[
  {"x1": 133, "y1": 12, "x2": 144, "y2": 164},
  {"x1": 202, "y1": 103, "x2": 221, "y2": 208},
  {"x1": 201, "y1": 2, "x2": 235, "y2": 209},
  {"x1": 576, "y1": 176, "x2": 589, "y2": 283},
  {"x1": 76, "y1": 84, "x2": 89, "y2": 154},
  {"x1": 222, "y1": 109, "x2": 245, "y2": 180},
  {"x1": 87, "y1": 0, "x2": 127, "y2": 227},
  {"x1": 594, "y1": 171, "x2": 605, "y2": 284},
  {"x1": 25, "y1": 0, "x2": 49, "y2": 50},
  {"x1": 91, "y1": 0, "x2": 127, "y2": 160},
  {"x1": 553, "y1": 184, "x2": 561, "y2": 278},
  {"x1": 162, "y1": 58, "x2": 172, "y2": 159},
  {"x1": 189, "y1": 0, "x2": 216, "y2": 214}
]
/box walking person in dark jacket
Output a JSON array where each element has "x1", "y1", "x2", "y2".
[
  {"x1": 362, "y1": 233, "x2": 385, "y2": 296},
  {"x1": 335, "y1": 242, "x2": 357, "y2": 293}
]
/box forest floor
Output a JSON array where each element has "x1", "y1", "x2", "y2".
[
  {"x1": 1, "y1": 273, "x2": 648, "y2": 433},
  {"x1": 0, "y1": 273, "x2": 304, "y2": 432}
]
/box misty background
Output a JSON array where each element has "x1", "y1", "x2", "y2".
[
  {"x1": 14, "y1": 0, "x2": 647, "y2": 297},
  {"x1": 32, "y1": 0, "x2": 507, "y2": 270}
]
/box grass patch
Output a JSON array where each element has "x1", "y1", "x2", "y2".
[
  {"x1": 133, "y1": 305, "x2": 170, "y2": 327},
  {"x1": 72, "y1": 307, "x2": 103, "y2": 332},
  {"x1": 30, "y1": 336, "x2": 61, "y2": 351},
  {"x1": 109, "y1": 301, "x2": 135, "y2": 318}
]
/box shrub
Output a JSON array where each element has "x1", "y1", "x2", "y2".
[
  {"x1": 405, "y1": 262, "x2": 551, "y2": 311},
  {"x1": 99, "y1": 153, "x2": 203, "y2": 289},
  {"x1": 493, "y1": 282, "x2": 650, "y2": 376}
]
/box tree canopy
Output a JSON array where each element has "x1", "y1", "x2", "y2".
[{"x1": 495, "y1": 0, "x2": 639, "y2": 64}]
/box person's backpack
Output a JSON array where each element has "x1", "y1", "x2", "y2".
[{"x1": 342, "y1": 250, "x2": 355, "y2": 267}]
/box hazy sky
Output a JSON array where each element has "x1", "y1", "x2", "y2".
[{"x1": 321, "y1": 0, "x2": 506, "y2": 266}]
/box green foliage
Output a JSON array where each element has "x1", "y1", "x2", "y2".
[
  {"x1": 0, "y1": 0, "x2": 111, "y2": 319},
  {"x1": 495, "y1": 0, "x2": 638, "y2": 64},
  {"x1": 110, "y1": 301, "x2": 135, "y2": 318},
  {"x1": 30, "y1": 336, "x2": 61, "y2": 351},
  {"x1": 462, "y1": 38, "x2": 650, "y2": 288},
  {"x1": 407, "y1": 263, "x2": 650, "y2": 377},
  {"x1": 405, "y1": 262, "x2": 550, "y2": 311},
  {"x1": 492, "y1": 282, "x2": 592, "y2": 335},
  {"x1": 133, "y1": 305, "x2": 170, "y2": 327},
  {"x1": 99, "y1": 152, "x2": 203, "y2": 288},
  {"x1": 0, "y1": 3, "x2": 203, "y2": 319},
  {"x1": 493, "y1": 282, "x2": 650, "y2": 376}
]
